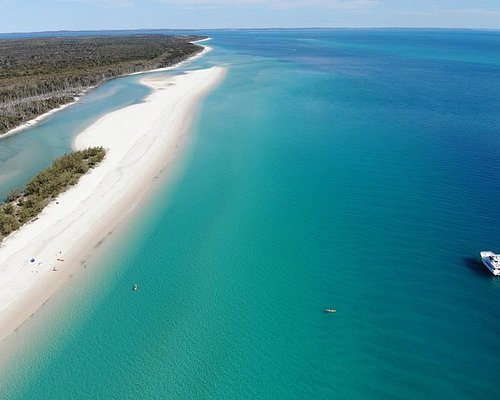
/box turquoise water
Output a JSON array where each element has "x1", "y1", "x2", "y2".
[{"x1": 2, "y1": 29, "x2": 500, "y2": 399}]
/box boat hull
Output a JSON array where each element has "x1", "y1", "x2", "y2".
[{"x1": 480, "y1": 251, "x2": 500, "y2": 276}]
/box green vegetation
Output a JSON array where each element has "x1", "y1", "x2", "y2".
[
  {"x1": 0, "y1": 35, "x2": 205, "y2": 134},
  {"x1": 0, "y1": 147, "x2": 106, "y2": 241}
]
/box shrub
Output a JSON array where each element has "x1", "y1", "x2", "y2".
[{"x1": 0, "y1": 147, "x2": 106, "y2": 241}]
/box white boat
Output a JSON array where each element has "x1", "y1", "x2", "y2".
[{"x1": 480, "y1": 251, "x2": 500, "y2": 276}]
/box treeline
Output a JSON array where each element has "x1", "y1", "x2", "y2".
[
  {"x1": 0, "y1": 35, "x2": 205, "y2": 134},
  {"x1": 0, "y1": 147, "x2": 106, "y2": 241}
]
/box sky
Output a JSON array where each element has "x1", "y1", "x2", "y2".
[{"x1": 1, "y1": 0, "x2": 500, "y2": 33}]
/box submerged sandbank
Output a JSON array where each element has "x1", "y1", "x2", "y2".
[{"x1": 0, "y1": 65, "x2": 226, "y2": 344}]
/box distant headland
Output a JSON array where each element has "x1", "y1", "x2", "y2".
[{"x1": 0, "y1": 34, "x2": 206, "y2": 136}]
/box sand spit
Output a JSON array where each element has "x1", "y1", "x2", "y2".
[{"x1": 0, "y1": 65, "x2": 226, "y2": 343}]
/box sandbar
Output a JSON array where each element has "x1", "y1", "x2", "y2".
[
  {"x1": 0, "y1": 64, "x2": 226, "y2": 344},
  {"x1": 1, "y1": 40, "x2": 212, "y2": 140}
]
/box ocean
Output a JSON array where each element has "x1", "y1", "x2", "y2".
[{"x1": 1, "y1": 29, "x2": 500, "y2": 399}]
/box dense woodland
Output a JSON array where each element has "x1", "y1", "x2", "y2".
[
  {"x1": 0, "y1": 147, "x2": 106, "y2": 241},
  {"x1": 0, "y1": 35, "x2": 205, "y2": 134}
]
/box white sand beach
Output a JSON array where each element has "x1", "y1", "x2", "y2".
[
  {"x1": 1, "y1": 42, "x2": 211, "y2": 140},
  {"x1": 0, "y1": 65, "x2": 226, "y2": 342}
]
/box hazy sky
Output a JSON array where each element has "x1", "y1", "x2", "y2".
[{"x1": 1, "y1": 0, "x2": 500, "y2": 33}]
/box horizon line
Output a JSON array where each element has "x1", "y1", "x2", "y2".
[{"x1": 1, "y1": 26, "x2": 500, "y2": 36}]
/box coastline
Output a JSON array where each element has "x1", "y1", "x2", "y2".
[
  {"x1": 0, "y1": 64, "x2": 226, "y2": 345},
  {"x1": 0, "y1": 91, "x2": 90, "y2": 140},
  {"x1": 0, "y1": 40, "x2": 211, "y2": 140}
]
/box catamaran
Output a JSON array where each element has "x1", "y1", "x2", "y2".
[{"x1": 480, "y1": 251, "x2": 500, "y2": 276}]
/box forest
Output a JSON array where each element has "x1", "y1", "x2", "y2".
[{"x1": 0, "y1": 34, "x2": 205, "y2": 134}]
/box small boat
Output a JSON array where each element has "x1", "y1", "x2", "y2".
[
  {"x1": 323, "y1": 308, "x2": 336, "y2": 313},
  {"x1": 132, "y1": 284, "x2": 138, "y2": 291},
  {"x1": 480, "y1": 251, "x2": 500, "y2": 276}
]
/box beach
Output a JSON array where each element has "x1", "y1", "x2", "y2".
[
  {"x1": 1, "y1": 28, "x2": 500, "y2": 400},
  {"x1": 0, "y1": 42, "x2": 212, "y2": 140},
  {"x1": 0, "y1": 65, "x2": 226, "y2": 344}
]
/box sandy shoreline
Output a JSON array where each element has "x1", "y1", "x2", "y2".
[
  {"x1": 1, "y1": 40, "x2": 211, "y2": 140},
  {"x1": 129, "y1": 42, "x2": 212, "y2": 76},
  {"x1": 0, "y1": 92, "x2": 88, "y2": 140},
  {"x1": 0, "y1": 64, "x2": 226, "y2": 344}
]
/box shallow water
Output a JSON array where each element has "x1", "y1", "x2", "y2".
[
  {"x1": 1, "y1": 29, "x2": 500, "y2": 399},
  {"x1": 0, "y1": 75, "x2": 151, "y2": 201}
]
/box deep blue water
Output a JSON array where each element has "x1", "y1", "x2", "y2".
[{"x1": 1, "y1": 29, "x2": 500, "y2": 399}]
